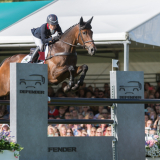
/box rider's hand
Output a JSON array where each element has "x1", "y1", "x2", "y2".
[{"x1": 52, "y1": 36, "x2": 59, "y2": 42}]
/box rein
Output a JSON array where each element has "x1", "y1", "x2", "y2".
[{"x1": 60, "y1": 24, "x2": 94, "y2": 49}]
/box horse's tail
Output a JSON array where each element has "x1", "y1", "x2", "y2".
[{"x1": 0, "y1": 58, "x2": 8, "y2": 68}]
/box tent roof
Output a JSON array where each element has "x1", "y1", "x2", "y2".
[
  {"x1": 1, "y1": 0, "x2": 160, "y2": 46},
  {"x1": 0, "y1": 1, "x2": 52, "y2": 31}
]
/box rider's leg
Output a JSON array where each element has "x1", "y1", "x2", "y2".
[{"x1": 30, "y1": 36, "x2": 44, "y2": 63}]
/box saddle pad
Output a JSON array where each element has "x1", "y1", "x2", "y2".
[{"x1": 21, "y1": 45, "x2": 48, "y2": 63}]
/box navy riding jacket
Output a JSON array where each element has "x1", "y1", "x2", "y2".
[{"x1": 31, "y1": 23, "x2": 63, "y2": 44}]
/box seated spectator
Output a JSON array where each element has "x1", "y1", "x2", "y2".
[
  {"x1": 99, "y1": 118, "x2": 108, "y2": 135},
  {"x1": 0, "y1": 124, "x2": 10, "y2": 132},
  {"x1": 94, "y1": 106, "x2": 104, "y2": 119},
  {"x1": 90, "y1": 127, "x2": 97, "y2": 136},
  {"x1": 48, "y1": 125, "x2": 55, "y2": 137},
  {"x1": 105, "y1": 126, "x2": 112, "y2": 136},
  {"x1": 154, "y1": 91, "x2": 160, "y2": 99},
  {"x1": 48, "y1": 86, "x2": 55, "y2": 97},
  {"x1": 78, "y1": 113, "x2": 84, "y2": 119},
  {"x1": 145, "y1": 120, "x2": 153, "y2": 129},
  {"x1": 101, "y1": 109, "x2": 108, "y2": 119},
  {"x1": 60, "y1": 126, "x2": 67, "y2": 137},
  {"x1": 64, "y1": 112, "x2": 71, "y2": 119},
  {"x1": 94, "y1": 87, "x2": 99, "y2": 98},
  {"x1": 87, "y1": 85, "x2": 94, "y2": 92},
  {"x1": 54, "y1": 127, "x2": 60, "y2": 136},
  {"x1": 72, "y1": 110, "x2": 78, "y2": 119},
  {"x1": 144, "y1": 82, "x2": 151, "y2": 92},
  {"x1": 73, "y1": 124, "x2": 80, "y2": 136},
  {"x1": 48, "y1": 105, "x2": 59, "y2": 117},
  {"x1": 153, "y1": 116, "x2": 160, "y2": 129},
  {"x1": 56, "y1": 107, "x2": 65, "y2": 119},
  {"x1": 149, "y1": 129, "x2": 156, "y2": 136},
  {"x1": 66, "y1": 128, "x2": 74, "y2": 137},
  {"x1": 98, "y1": 90, "x2": 105, "y2": 98},
  {"x1": 85, "y1": 90, "x2": 94, "y2": 98},
  {"x1": 107, "y1": 114, "x2": 111, "y2": 119},
  {"x1": 78, "y1": 88, "x2": 85, "y2": 98},
  {"x1": 96, "y1": 128, "x2": 103, "y2": 136},
  {"x1": 82, "y1": 106, "x2": 90, "y2": 116},
  {"x1": 145, "y1": 114, "x2": 149, "y2": 123},
  {"x1": 149, "y1": 111, "x2": 157, "y2": 122}
]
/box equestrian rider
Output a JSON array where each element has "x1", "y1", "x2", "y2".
[{"x1": 30, "y1": 14, "x2": 63, "y2": 63}]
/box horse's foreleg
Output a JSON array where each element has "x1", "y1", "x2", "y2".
[
  {"x1": 72, "y1": 64, "x2": 88, "y2": 91},
  {"x1": 64, "y1": 65, "x2": 75, "y2": 93}
]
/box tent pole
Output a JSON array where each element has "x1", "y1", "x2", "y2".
[{"x1": 124, "y1": 41, "x2": 130, "y2": 71}]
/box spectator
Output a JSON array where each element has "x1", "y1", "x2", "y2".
[
  {"x1": 0, "y1": 124, "x2": 10, "y2": 132},
  {"x1": 72, "y1": 110, "x2": 78, "y2": 119},
  {"x1": 105, "y1": 126, "x2": 112, "y2": 136},
  {"x1": 82, "y1": 106, "x2": 89, "y2": 116},
  {"x1": 78, "y1": 113, "x2": 84, "y2": 119},
  {"x1": 155, "y1": 91, "x2": 160, "y2": 99},
  {"x1": 144, "y1": 82, "x2": 151, "y2": 92},
  {"x1": 153, "y1": 116, "x2": 160, "y2": 129},
  {"x1": 94, "y1": 87, "x2": 99, "y2": 98},
  {"x1": 56, "y1": 107, "x2": 65, "y2": 119},
  {"x1": 73, "y1": 124, "x2": 80, "y2": 136},
  {"x1": 94, "y1": 106, "x2": 104, "y2": 119},
  {"x1": 87, "y1": 85, "x2": 94, "y2": 92},
  {"x1": 101, "y1": 109, "x2": 108, "y2": 119},
  {"x1": 98, "y1": 90, "x2": 105, "y2": 98},
  {"x1": 64, "y1": 112, "x2": 71, "y2": 119},
  {"x1": 99, "y1": 118, "x2": 108, "y2": 135},
  {"x1": 48, "y1": 105, "x2": 59, "y2": 117},
  {"x1": 107, "y1": 114, "x2": 111, "y2": 119},
  {"x1": 60, "y1": 126, "x2": 67, "y2": 137},
  {"x1": 145, "y1": 114, "x2": 149, "y2": 123},
  {"x1": 90, "y1": 127, "x2": 97, "y2": 136},
  {"x1": 48, "y1": 86, "x2": 55, "y2": 97},
  {"x1": 145, "y1": 120, "x2": 153, "y2": 129},
  {"x1": 104, "y1": 83, "x2": 110, "y2": 98},
  {"x1": 48, "y1": 115, "x2": 55, "y2": 119},
  {"x1": 96, "y1": 128, "x2": 103, "y2": 136},
  {"x1": 78, "y1": 88, "x2": 85, "y2": 98},
  {"x1": 48, "y1": 125, "x2": 55, "y2": 137},
  {"x1": 85, "y1": 91, "x2": 94, "y2": 98},
  {"x1": 149, "y1": 111, "x2": 157, "y2": 122},
  {"x1": 66, "y1": 128, "x2": 74, "y2": 137}
]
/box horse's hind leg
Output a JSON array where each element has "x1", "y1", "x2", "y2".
[
  {"x1": 72, "y1": 64, "x2": 88, "y2": 91},
  {"x1": 64, "y1": 65, "x2": 75, "y2": 93}
]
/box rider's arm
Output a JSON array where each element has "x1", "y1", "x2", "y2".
[
  {"x1": 41, "y1": 24, "x2": 52, "y2": 44},
  {"x1": 56, "y1": 24, "x2": 63, "y2": 36}
]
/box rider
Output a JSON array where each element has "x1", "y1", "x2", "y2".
[{"x1": 30, "y1": 14, "x2": 63, "y2": 63}]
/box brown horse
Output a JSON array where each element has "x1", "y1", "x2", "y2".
[{"x1": 0, "y1": 17, "x2": 96, "y2": 97}]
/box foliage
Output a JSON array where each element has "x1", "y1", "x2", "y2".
[
  {"x1": 145, "y1": 135, "x2": 160, "y2": 158},
  {"x1": 0, "y1": 131, "x2": 23, "y2": 157}
]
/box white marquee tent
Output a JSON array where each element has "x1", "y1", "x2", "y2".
[{"x1": 0, "y1": 0, "x2": 160, "y2": 83}]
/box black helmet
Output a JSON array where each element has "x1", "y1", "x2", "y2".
[{"x1": 47, "y1": 14, "x2": 58, "y2": 25}]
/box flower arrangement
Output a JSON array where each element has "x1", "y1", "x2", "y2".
[
  {"x1": 0, "y1": 131, "x2": 23, "y2": 158},
  {"x1": 145, "y1": 135, "x2": 160, "y2": 158}
]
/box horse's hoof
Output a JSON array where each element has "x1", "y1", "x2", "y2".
[
  {"x1": 64, "y1": 86, "x2": 71, "y2": 93},
  {"x1": 71, "y1": 84, "x2": 79, "y2": 92}
]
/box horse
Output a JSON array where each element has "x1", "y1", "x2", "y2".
[{"x1": 0, "y1": 17, "x2": 96, "y2": 97}]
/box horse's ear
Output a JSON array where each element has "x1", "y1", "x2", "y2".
[
  {"x1": 80, "y1": 17, "x2": 84, "y2": 26},
  {"x1": 86, "y1": 16, "x2": 93, "y2": 24}
]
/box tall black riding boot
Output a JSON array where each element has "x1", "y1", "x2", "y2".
[{"x1": 30, "y1": 46, "x2": 40, "y2": 63}]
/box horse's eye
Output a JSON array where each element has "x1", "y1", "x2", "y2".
[{"x1": 83, "y1": 32, "x2": 86, "y2": 35}]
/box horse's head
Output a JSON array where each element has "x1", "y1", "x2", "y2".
[{"x1": 78, "y1": 17, "x2": 97, "y2": 56}]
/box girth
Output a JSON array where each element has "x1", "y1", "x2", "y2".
[{"x1": 54, "y1": 52, "x2": 77, "y2": 56}]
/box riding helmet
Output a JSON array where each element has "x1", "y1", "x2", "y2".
[{"x1": 47, "y1": 14, "x2": 58, "y2": 25}]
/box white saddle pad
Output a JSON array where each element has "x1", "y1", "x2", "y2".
[{"x1": 21, "y1": 45, "x2": 48, "y2": 63}]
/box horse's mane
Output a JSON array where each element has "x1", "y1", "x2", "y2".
[{"x1": 61, "y1": 23, "x2": 78, "y2": 38}]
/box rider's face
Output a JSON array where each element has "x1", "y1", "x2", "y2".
[{"x1": 49, "y1": 24, "x2": 56, "y2": 30}]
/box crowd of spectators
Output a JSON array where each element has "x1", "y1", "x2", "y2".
[{"x1": 1, "y1": 81, "x2": 160, "y2": 138}]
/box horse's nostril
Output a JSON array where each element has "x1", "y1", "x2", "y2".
[{"x1": 91, "y1": 48, "x2": 94, "y2": 53}]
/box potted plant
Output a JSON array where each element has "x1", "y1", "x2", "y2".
[
  {"x1": 145, "y1": 135, "x2": 160, "y2": 160},
  {"x1": 0, "y1": 130, "x2": 23, "y2": 159}
]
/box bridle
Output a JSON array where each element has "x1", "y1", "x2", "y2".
[{"x1": 60, "y1": 24, "x2": 94, "y2": 50}]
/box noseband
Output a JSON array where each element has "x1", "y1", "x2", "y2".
[{"x1": 60, "y1": 24, "x2": 94, "y2": 50}]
